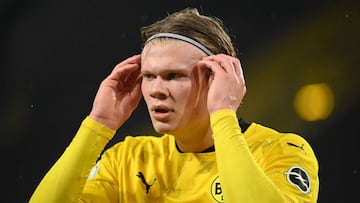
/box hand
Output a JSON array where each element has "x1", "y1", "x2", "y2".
[
  {"x1": 89, "y1": 55, "x2": 142, "y2": 130},
  {"x1": 198, "y1": 54, "x2": 246, "y2": 114}
]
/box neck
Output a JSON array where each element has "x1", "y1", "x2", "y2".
[{"x1": 174, "y1": 127, "x2": 213, "y2": 153}]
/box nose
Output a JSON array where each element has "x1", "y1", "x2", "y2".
[{"x1": 150, "y1": 76, "x2": 168, "y2": 99}]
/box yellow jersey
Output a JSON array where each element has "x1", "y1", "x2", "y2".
[{"x1": 30, "y1": 110, "x2": 319, "y2": 202}]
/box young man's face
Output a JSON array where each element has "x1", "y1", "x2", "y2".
[{"x1": 141, "y1": 39, "x2": 210, "y2": 135}]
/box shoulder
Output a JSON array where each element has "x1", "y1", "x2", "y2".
[
  {"x1": 245, "y1": 122, "x2": 318, "y2": 166},
  {"x1": 246, "y1": 122, "x2": 314, "y2": 150},
  {"x1": 246, "y1": 123, "x2": 319, "y2": 199}
]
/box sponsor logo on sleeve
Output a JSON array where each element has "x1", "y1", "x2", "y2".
[{"x1": 284, "y1": 166, "x2": 311, "y2": 194}]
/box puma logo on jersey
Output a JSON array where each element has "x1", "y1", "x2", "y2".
[
  {"x1": 287, "y1": 142, "x2": 305, "y2": 150},
  {"x1": 136, "y1": 172, "x2": 157, "y2": 194}
]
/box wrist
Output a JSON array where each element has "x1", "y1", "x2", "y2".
[{"x1": 88, "y1": 113, "x2": 119, "y2": 131}]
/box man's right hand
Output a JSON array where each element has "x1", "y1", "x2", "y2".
[{"x1": 89, "y1": 54, "x2": 142, "y2": 130}]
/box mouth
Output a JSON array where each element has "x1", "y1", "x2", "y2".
[
  {"x1": 154, "y1": 108, "x2": 169, "y2": 113},
  {"x1": 151, "y1": 105, "x2": 173, "y2": 121}
]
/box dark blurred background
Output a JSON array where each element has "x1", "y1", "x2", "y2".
[{"x1": 1, "y1": 0, "x2": 359, "y2": 202}]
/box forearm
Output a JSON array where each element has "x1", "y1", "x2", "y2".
[
  {"x1": 29, "y1": 117, "x2": 115, "y2": 203},
  {"x1": 211, "y1": 110, "x2": 287, "y2": 203}
]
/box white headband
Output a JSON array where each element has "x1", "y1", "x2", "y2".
[{"x1": 145, "y1": 33, "x2": 214, "y2": 56}]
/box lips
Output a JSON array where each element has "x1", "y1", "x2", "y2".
[{"x1": 151, "y1": 105, "x2": 173, "y2": 121}]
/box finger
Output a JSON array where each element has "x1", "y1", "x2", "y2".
[
  {"x1": 198, "y1": 59, "x2": 226, "y2": 88},
  {"x1": 202, "y1": 58, "x2": 232, "y2": 82},
  {"x1": 205, "y1": 54, "x2": 235, "y2": 74},
  {"x1": 112, "y1": 54, "x2": 141, "y2": 71},
  {"x1": 228, "y1": 58, "x2": 241, "y2": 84},
  {"x1": 122, "y1": 65, "x2": 142, "y2": 92},
  {"x1": 128, "y1": 78, "x2": 142, "y2": 107},
  {"x1": 195, "y1": 61, "x2": 209, "y2": 81},
  {"x1": 110, "y1": 61, "x2": 141, "y2": 82},
  {"x1": 198, "y1": 58, "x2": 225, "y2": 75},
  {"x1": 231, "y1": 57, "x2": 244, "y2": 82},
  {"x1": 110, "y1": 55, "x2": 141, "y2": 80},
  {"x1": 207, "y1": 54, "x2": 245, "y2": 83}
]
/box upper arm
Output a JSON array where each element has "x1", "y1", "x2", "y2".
[{"x1": 263, "y1": 134, "x2": 319, "y2": 203}]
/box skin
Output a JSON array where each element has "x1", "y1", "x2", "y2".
[
  {"x1": 89, "y1": 38, "x2": 246, "y2": 153},
  {"x1": 141, "y1": 40, "x2": 212, "y2": 152}
]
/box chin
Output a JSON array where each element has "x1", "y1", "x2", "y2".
[
  {"x1": 152, "y1": 122, "x2": 174, "y2": 135},
  {"x1": 153, "y1": 126, "x2": 172, "y2": 134}
]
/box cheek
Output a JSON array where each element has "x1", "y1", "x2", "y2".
[
  {"x1": 177, "y1": 84, "x2": 197, "y2": 105},
  {"x1": 176, "y1": 82, "x2": 192, "y2": 95}
]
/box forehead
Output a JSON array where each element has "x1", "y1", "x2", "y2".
[{"x1": 141, "y1": 39, "x2": 206, "y2": 72}]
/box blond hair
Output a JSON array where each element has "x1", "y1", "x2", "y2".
[{"x1": 140, "y1": 7, "x2": 237, "y2": 57}]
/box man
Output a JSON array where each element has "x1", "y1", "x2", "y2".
[{"x1": 30, "y1": 7, "x2": 319, "y2": 202}]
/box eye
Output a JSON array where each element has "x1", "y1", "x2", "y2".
[
  {"x1": 166, "y1": 73, "x2": 182, "y2": 80},
  {"x1": 143, "y1": 73, "x2": 156, "y2": 81}
]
